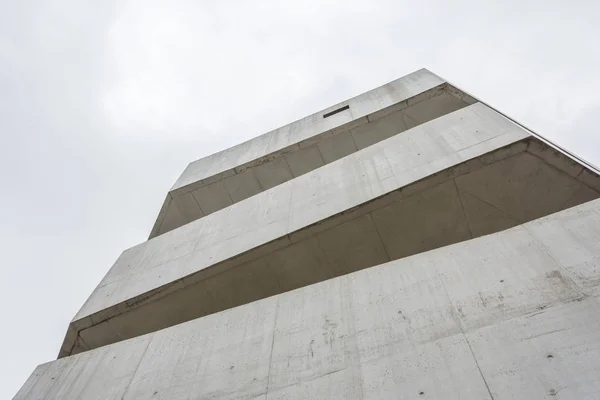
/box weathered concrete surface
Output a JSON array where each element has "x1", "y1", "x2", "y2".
[
  {"x1": 150, "y1": 69, "x2": 475, "y2": 237},
  {"x1": 58, "y1": 103, "x2": 600, "y2": 358},
  {"x1": 17, "y1": 199, "x2": 600, "y2": 399}
]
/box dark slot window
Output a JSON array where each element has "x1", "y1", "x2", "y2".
[{"x1": 323, "y1": 105, "x2": 350, "y2": 118}]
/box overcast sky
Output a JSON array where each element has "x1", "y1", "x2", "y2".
[{"x1": 1, "y1": 0, "x2": 599, "y2": 398}]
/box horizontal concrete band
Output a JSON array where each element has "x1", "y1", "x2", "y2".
[
  {"x1": 173, "y1": 69, "x2": 446, "y2": 191},
  {"x1": 60, "y1": 103, "x2": 600, "y2": 357},
  {"x1": 19, "y1": 199, "x2": 600, "y2": 399},
  {"x1": 150, "y1": 69, "x2": 475, "y2": 237}
]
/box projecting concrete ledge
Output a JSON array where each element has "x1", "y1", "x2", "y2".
[
  {"x1": 59, "y1": 103, "x2": 600, "y2": 358},
  {"x1": 19, "y1": 199, "x2": 600, "y2": 399},
  {"x1": 149, "y1": 69, "x2": 476, "y2": 238}
]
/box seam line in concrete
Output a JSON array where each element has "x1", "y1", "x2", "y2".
[
  {"x1": 265, "y1": 296, "x2": 280, "y2": 397},
  {"x1": 343, "y1": 277, "x2": 365, "y2": 400},
  {"x1": 347, "y1": 122, "x2": 362, "y2": 152},
  {"x1": 313, "y1": 142, "x2": 327, "y2": 168},
  {"x1": 434, "y1": 258, "x2": 495, "y2": 399},
  {"x1": 557, "y1": 182, "x2": 592, "y2": 211},
  {"x1": 525, "y1": 146, "x2": 586, "y2": 180},
  {"x1": 368, "y1": 212, "x2": 392, "y2": 263},
  {"x1": 253, "y1": 168, "x2": 266, "y2": 192},
  {"x1": 453, "y1": 178, "x2": 474, "y2": 239},
  {"x1": 281, "y1": 155, "x2": 295, "y2": 182},
  {"x1": 76, "y1": 332, "x2": 91, "y2": 351},
  {"x1": 286, "y1": 181, "x2": 294, "y2": 233},
  {"x1": 120, "y1": 338, "x2": 153, "y2": 400},
  {"x1": 267, "y1": 367, "x2": 348, "y2": 396},
  {"x1": 65, "y1": 330, "x2": 80, "y2": 357},
  {"x1": 463, "y1": 333, "x2": 496, "y2": 400},
  {"x1": 455, "y1": 182, "x2": 522, "y2": 224},
  {"x1": 189, "y1": 187, "x2": 206, "y2": 216}
]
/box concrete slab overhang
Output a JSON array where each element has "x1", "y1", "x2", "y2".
[
  {"x1": 149, "y1": 69, "x2": 476, "y2": 238},
  {"x1": 21, "y1": 199, "x2": 600, "y2": 399},
  {"x1": 59, "y1": 102, "x2": 600, "y2": 358}
]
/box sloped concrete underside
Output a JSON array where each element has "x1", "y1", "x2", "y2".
[
  {"x1": 151, "y1": 70, "x2": 474, "y2": 238},
  {"x1": 60, "y1": 104, "x2": 600, "y2": 358},
  {"x1": 18, "y1": 200, "x2": 600, "y2": 399}
]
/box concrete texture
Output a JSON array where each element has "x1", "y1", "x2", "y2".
[
  {"x1": 17, "y1": 199, "x2": 600, "y2": 400},
  {"x1": 150, "y1": 69, "x2": 475, "y2": 237},
  {"x1": 57, "y1": 103, "x2": 600, "y2": 358}
]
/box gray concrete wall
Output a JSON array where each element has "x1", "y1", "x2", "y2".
[
  {"x1": 150, "y1": 69, "x2": 475, "y2": 237},
  {"x1": 59, "y1": 103, "x2": 600, "y2": 358},
  {"x1": 17, "y1": 198, "x2": 600, "y2": 399}
]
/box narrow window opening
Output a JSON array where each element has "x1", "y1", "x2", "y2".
[{"x1": 323, "y1": 105, "x2": 350, "y2": 118}]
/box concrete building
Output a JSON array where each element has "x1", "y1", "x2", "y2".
[{"x1": 15, "y1": 69, "x2": 600, "y2": 399}]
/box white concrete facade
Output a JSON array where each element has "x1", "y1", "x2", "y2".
[
  {"x1": 58, "y1": 102, "x2": 600, "y2": 358},
  {"x1": 150, "y1": 69, "x2": 475, "y2": 238},
  {"x1": 14, "y1": 69, "x2": 600, "y2": 399},
  {"x1": 16, "y1": 200, "x2": 600, "y2": 399}
]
